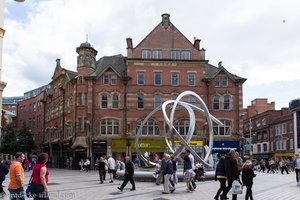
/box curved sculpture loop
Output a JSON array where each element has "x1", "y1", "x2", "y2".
[{"x1": 135, "y1": 91, "x2": 223, "y2": 168}]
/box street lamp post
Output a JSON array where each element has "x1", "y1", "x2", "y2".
[
  {"x1": 0, "y1": 0, "x2": 25, "y2": 148},
  {"x1": 249, "y1": 118, "x2": 253, "y2": 158}
]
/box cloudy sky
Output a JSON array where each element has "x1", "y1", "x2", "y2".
[{"x1": 3, "y1": 0, "x2": 300, "y2": 109}]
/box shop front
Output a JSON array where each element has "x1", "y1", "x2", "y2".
[
  {"x1": 51, "y1": 143, "x2": 61, "y2": 168},
  {"x1": 62, "y1": 142, "x2": 73, "y2": 169},
  {"x1": 168, "y1": 140, "x2": 204, "y2": 154},
  {"x1": 273, "y1": 152, "x2": 295, "y2": 161},
  {"x1": 252, "y1": 153, "x2": 270, "y2": 160},
  {"x1": 112, "y1": 139, "x2": 165, "y2": 163},
  {"x1": 212, "y1": 141, "x2": 240, "y2": 156},
  {"x1": 132, "y1": 139, "x2": 165, "y2": 164},
  {"x1": 92, "y1": 140, "x2": 107, "y2": 168}
]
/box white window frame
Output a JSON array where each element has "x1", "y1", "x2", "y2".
[
  {"x1": 171, "y1": 72, "x2": 179, "y2": 86},
  {"x1": 153, "y1": 50, "x2": 162, "y2": 59},
  {"x1": 103, "y1": 74, "x2": 109, "y2": 85},
  {"x1": 154, "y1": 72, "x2": 162, "y2": 86},
  {"x1": 100, "y1": 119, "x2": 119, "y2": 135},
  {"x1": 142, "y1": 50, "x2": 151, "y2": 59},
  {"x1": 188, "y1": 73, "x2": 196, "y2": 86},
  {"x1": 171, "y1": 51, "x2": 180, "y2": 60},
  {"x1": 137, "y1": 72, "x2": 145, "y2": 85},
  {"x1": 136, "y1": 120, "x2": 160, "y2": 135},
  {"x1": 182, "y1": 51, "x2": 190, "y2": 60}
]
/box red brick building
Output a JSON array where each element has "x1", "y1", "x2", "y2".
[
  {"x1": 16, "y1": 91, "x2": 45, "y2": 153},
  {"x1": 24, "y1": 13, "x2": 246, "y2": 169}
]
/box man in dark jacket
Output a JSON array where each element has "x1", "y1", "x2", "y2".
[
  {"x1": 0, "y1": 159, "x2": 9, "y2": 197},
  {"x1": 118, "y1": 157, "x2": 135, "y2": 191},
  {"x1": 222, "y1": 149, "x2": 239, "y2": 200}
]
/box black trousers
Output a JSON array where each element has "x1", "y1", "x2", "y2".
[
  {"x1": 295, "y1": 169, "x2": 300, "y2": 182},
  {"x1": 245, "y1": 183, "x2": 253, "y2": 200},
  {"x1": 99, "y1": 170, "x2": 105, "y2": 182},
  {"x1": 31, "y1": 182, "x2": 49, "y2": 200},
  {"x1": 215, "y1": 178, "x2": 226, "y2": 198},
  {"x1": 120, "y1": 175, "x2": 135, "y2": 190}
]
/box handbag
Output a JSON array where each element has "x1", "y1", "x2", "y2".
[
  {"x1": 104, "y1": 164, "x2": 108, "y2": 171},
  {"x1": 232, "y1": 180, "x2": 243, "y2": 194},
  {"x1": 26, "y1": 175, "x2": 33, "y2": 198}
]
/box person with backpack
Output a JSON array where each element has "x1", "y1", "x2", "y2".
[{"x1": 0, "y1": 158, "x2": 9, "y2": 197}]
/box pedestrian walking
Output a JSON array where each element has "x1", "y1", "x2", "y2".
[
  {"x1": 214, "y1": 156, "x2": 227, "y2": 200},
  {"x1": 169, "y1": 155, "x2": 177, "y2": 190},
  {"x1": 31, "y1": 153, "x2": 50, "y2": 200},
  {"x1": 107, "y1": 155, "x2": 116, "y2": 183},
  {"x1": 293, "y1": 153, "x2": 300, "y2": 184},
  {"x1": 222, "y1": 149, "x2": 239, "y2": 200},
  {"x1": 242, "y1": 160, "x2": 256, "y2": 200},
  {"x1": 161, "y1": 154, "x2": 174, "y2": 194},
  {"x1": 8, "y1": 152, "x2": 25, "y2": 200},
  {"x1": 186, "y1": 149, "x2": 197, "y2": 190},
  {"x1": 117, "y1": 157, "x2": 135, "y2": 192},
  {"x1": 98, "y1": 157, "x2": 106, "y2": 184},
  {"x1": 280, "y1": 159, "x2": 289, "y2": 174},
  {"x1": 0, "y1": 158, "x2": 9, "y2": 197},
  {"x1": 84, "y1": 158, "x2": 91, "y2": 172},
  {"x1": 183, "y1": 154, "x2": 195, "y2": 193}
]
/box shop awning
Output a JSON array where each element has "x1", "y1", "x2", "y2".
[{"x1": 71, "y1": 136, "x2": 88, "y2": 149}]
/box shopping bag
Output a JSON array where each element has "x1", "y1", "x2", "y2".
[
  {"x1": 232, "y1": 180, "x2": 243, "y2": 194},
  {"x1": 26, "y1": 176, "x2": 33, "y2": 198}
]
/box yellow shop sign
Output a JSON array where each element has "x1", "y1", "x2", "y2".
[{"x1": 168, "y1": 140, "x2": 203, "y2": 147}]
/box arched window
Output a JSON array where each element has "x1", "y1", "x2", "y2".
[
  {"x1": 100, "y1": 119, "x2": 119, "y2": 135},
  {"x1": 213, "y1": 95, "x2": 220, "y2": 110},
  {"x1": 154, "y1": 94, "x2": 161, "y2": 109},
  {"x1": 101, "y1": 94, "x2": 108, "y2": 108},
  {"x1": 175, "y1": 120, "x2": 196, "y2": 135},
  {"x1": 136, "y1": 119, "x2": 160, "y2": 135},
  {"x1": 224, "y1": 95, "x2": 231, "y2": 110},
  {"x1": 112, "y1": 93, "x2": 119, "y2": 109},
  {"x1": 213, "y1": 120, "x2": 231, "y2": 136}
]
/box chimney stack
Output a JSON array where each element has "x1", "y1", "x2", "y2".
[
  {"x1": 126, "y1": 38, "x2": 133, "y2": 49},
  {"x1": 193, "y1": 38, "x2": 200, "y2": 50}
]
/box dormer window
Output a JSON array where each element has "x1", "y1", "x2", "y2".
[
  {"x1": 153, "y1": 50, "x2": 162, "y2": 59},
  {"x1": 182, "y1": 51, "x2": 190, "y2": 60},
  {"x1": 215, "y1": 76, "x2": 228, "y2": 87},
  {"x1": 142, "y1": 50, "x2": 151, "y2": 59},
  {"x1": 171, "y1": 51, "x2": 180, "y2": 60},
  {"x1": 103, "y1": 74, "x2": 109, "y2": 85}
]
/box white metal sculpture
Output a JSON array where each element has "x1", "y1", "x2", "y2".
[{"x1": 135, "y1": 91, "x2": 223, "y2": 168}]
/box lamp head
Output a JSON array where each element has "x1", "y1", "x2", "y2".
[{"x1": 14, "y1": 0, "x2": 25, "y2": 2}]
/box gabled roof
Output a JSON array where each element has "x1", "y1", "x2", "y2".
[
  {"x1": 134, "y1": 14, "x2": 199, "y2": 52},
  {"x1": 90, "y1": 54, "x2": 126, "y2": 79},
  {"x1": 203, "y1": 62, "x2": 246, "y2": 83}
]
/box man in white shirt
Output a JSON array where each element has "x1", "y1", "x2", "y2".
[{"x1": 107, "y1": 155, "x2": 116, "y2": 183}]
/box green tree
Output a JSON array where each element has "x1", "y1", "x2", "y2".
[
  {"x1": 16, "y1": 122, "x2": 35, "y2": 153},
  {"x1": 1, "y1": 123, "x2": 18, "y2": 154}
]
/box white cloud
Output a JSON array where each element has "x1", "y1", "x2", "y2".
[{"x1": 2, "y1": 0, "x2": 300, "y2": 109}]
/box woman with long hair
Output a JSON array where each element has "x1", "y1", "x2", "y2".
[{"x1": 31, "y1": 153, "x2": 49, "y2": 200}]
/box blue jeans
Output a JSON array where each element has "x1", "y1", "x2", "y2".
[{"x1": 9, "y1": 187, "x2": 25, "y2": 200}]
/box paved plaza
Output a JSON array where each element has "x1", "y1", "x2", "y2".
[{"x1": 2, "y1": 169, "x2": 299, "y2": 200}]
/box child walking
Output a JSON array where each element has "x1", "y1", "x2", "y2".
[{"x1": 242, "y1": 160, "x2": 256, "y2": 200}]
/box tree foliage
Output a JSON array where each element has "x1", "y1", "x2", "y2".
[{"x1": 1, "y1": 122, "x2": 35, "y2": 154}]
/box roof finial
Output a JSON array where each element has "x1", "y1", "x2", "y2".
[
  {"x1": 86, "y1": 34, "x2": 89, "y2": 43},
  {"x1": 218, "y1": 61, "x2": 223, "y2": 68}
]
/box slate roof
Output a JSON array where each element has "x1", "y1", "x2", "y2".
[
  {"x1": 91, "y1": 54, "x2": 126, "y2": 79},
  {"x1": 204, "y1": 63, "x2": 247, "y2": 83}
]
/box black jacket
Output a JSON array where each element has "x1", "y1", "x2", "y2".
[
  {"x1": 242, "y1": 167, "x2": 256, "y2": 185},
  {"x1": 224, "y1": 154, "x2": 239, "y2": 179},
  {"x1": 0, "y1": 163, "x2": 9, "y2": 181},
  {"x1": 125, "y1": 161, "x2": 134, "y2": 177}
]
